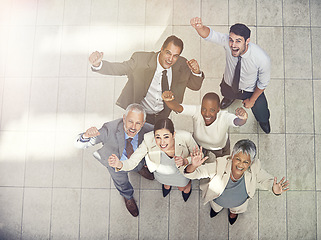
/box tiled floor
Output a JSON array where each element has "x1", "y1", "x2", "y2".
[{"x1": 0, "y1": 0, "x2": 320, "y2": 239}]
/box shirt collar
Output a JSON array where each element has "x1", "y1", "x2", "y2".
[
  {"x1": 124, "y1": 131, "x2": 138, "y2": 141},
  {"x1": 156, "y1": 53, "x2": 172, "y2": 75},
  {"x1": 240, "y1": 42, "x2": 251, "y2": 59}
]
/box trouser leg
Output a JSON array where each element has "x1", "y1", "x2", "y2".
[
  {"x1": 250, "y1": 92, "x2": 270, "y2": 123},
  {"x1": 229, "y1": 199, "x2": 249, "y2": 214},
  {"x1": 107, "y1": 165, "x2": 134, "y2": 200},
  {"x1": 210, "y1": 200, "x2": 224, "y2": 213}
]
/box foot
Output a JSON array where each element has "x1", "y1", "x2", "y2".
[
  {"x1": 228, "y1": 209, "x2": 238, "y2": 225},
  {"x1": 210, "y1": 208, "x2": 220, "y2": 218},
  {"x1": 162, "y1": 184, "x2": 172, "y2": 197},
  {"x1": 259, "y1": 121, "x2": 271, "y2": 134},
  {"x1": 138, "y1": 166, "x2": 154, "y2": 180},
  {"x1": 220, "y1": 98, "x2": 235, "y2": 109},
  {"x1": 124, "y1": 197, "x2": 139, "y2": 217},
  {"x1": 182, "y1": 188, "x2": 192, "y2": 202}
]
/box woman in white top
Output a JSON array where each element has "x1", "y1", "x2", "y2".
[
  {"x1": 108, "y1": 118, "x2": 205, "y2": 202},
  {"x1": 162, "y1": 91, "x2": 248, "y2": 158}
]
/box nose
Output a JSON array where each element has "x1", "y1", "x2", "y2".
[{"x1": 168, "y1": 55, "x2": 173, "y2": 62}]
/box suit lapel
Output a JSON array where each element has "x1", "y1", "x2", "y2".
[
  {"x1": 170, "y1": 61, "x2": 182, "y2": 90},
  {"x1": 144, "y1": 52, "x2": 158, "y2": 93},
  {"x1": 116, "y1": 121, "x2": 125, "y2": 157}
]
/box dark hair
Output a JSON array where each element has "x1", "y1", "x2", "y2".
[
  {"x1": 162, "y1": 35, "x2": 184, "y2": 54},
  {"x1": 153, "y1": 118, "x2": 175, "y2": 135},
  {"x1": 230, "y1": 23, "x2": 251, "y2": 41},
  {"x1": 202, "y1": 92, "x2": 220, "y2": 105}
]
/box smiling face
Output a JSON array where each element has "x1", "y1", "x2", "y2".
[
  {"x1": 229, "y1": 32, "x2": 250, "y2": 57},
  {"x1": 154, "y1": 128, "x2": 175, "y2": 153},
  {"x1": 123, "y1": 111, "x2": 145, "y2": 138},
  {"x1": 201, "y1": 98, "x2": 220, "y2": 126},
  {"x1": 231, "y1": 151, "x2": 251, "y2": 178},
  {"x1": 159, "y1": 41, "x2": 182, "y2": 69}
]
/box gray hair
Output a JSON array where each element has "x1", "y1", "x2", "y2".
[
  {"x1": 231, "y1": 139, "x2": 257, "y2": 164},
  {"x1": 124, "y1": 103, "x2": 146, "y2": 121}
]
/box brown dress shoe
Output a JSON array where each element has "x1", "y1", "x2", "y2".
[
  {"x1": 138, "y1": 166, "x2": 154, "y2": 180},
  {"x1": 124, "y1": 197, "x2": 139, "y2": 217}
]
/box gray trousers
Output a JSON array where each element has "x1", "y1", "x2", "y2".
[{"x1": 107, "y1": 159, "x2": 145, "y2": 200}]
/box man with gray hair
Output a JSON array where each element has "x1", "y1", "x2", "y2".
[{"x1": 75, "y1": 103, "x2": 154, "y2": 217}]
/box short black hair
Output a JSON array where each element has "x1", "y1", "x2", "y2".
[
  {"x1": 162, "y1": 35, "x2": 184, "y2": 54},
  {"x1": 153, "y1": 118, "x2": 175, "y2": 135},
  {"x1": 202, "y1": 92, "x2": 220, "y2": 105},
  {"x1": 230, "y1": 23, "x2": 251, "y2": 41}
]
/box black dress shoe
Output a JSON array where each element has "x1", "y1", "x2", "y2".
[
  {"x1": 210, "y1": 207, "x2": 219, "y2": 218},
  {"x1": 259, "y1": 121, "x2": 271, "y2": 134},
  {"x1": 162, "y1": 184, "x2": 172, "y2": 197},
  {"x1": 228, "y1": 209, "x2": 238, "y2": 225},
  {"x1": 182, "y1": 188, "x2": 192, "y2": 202},
  {"x1": 220, "y1": 98, "x2": 235, "y2": 109}
]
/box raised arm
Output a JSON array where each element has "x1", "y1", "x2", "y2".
[
  {"x1": 74, "y1": 126, "x2": 102, "y2": 149},
  {"x1": 190, "y1": 17, "x2": 210, "y2": 38},
  {"x1": 162, "y1": 91, "x2": 183, "y2": 113}
]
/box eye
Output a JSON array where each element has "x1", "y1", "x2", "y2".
[{"x1": 210, "y1": 109, "x2": 215, "y2": 112}]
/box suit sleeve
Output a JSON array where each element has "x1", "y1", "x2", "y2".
[
  {"x1": 186, "y1": 71, "x2": 205, "y2": 91},
  {"x1": 120, "y1": 139, "x2": 148, "y2": 171},
  {"x1": 184, "y1": 161, "x2": 217, "y2": 179},
  {"x1": 92, "y1": 53, "x2": 137, "y2": 76},
  {"x1": 74, "y1": 124, "x2": 107, "y2": 149},
  {"x1": 254, "y1": 160, "x2": 274, "y2": 191}
]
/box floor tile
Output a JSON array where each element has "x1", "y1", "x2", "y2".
[
  {"x1": 258, "y1": 190, "x2": 286, "y2": 239},
  {"x1": 229, "y1": 0, "x2": 256, "y2": 26},
  {"x1": 0, "y1": 78, "x2": 4, "y2": 122},
  {"x1": 21, "y1": 188, "x2": 51, "y2": 240},
  {"x1": 316, "y1": 135, "x2": 321, "y2": 190},
  {"x1": 144, "y1": 26, "x2": 173, "y2": 52},
  {"x1": 311, "y1": 0, "x2": 321, "y2": 27},
  {"x1": 0, "y1": 0, "x2": 12, "y2": 26},
  {"x1": 63, "y1": 0, "x2": 91, "y2": 26},
  {"x1": 314, "y1": 81, "x2": 321, "y2": 134},
  {"x1": 265, "y1": 79, "x2": 285, "y2": 133},
  {"x1": 59, "y1": 26, "x2": 89, "y2": 77},
  {"x1": 0, "y1": 187, "x2": 23, "y2": 239},
  {"x1": 283, "y1": 0, "x2": 310, "y2": 26},
  {"x1": 287, "y1": 191, "x2": 317, "y2": 240},
  {"x1": 257, "y1": 27, "x2": 284, "y2": 79},
  {"x1": 201, "y1": 0, "x2": 228, "y2": 25},
  {"x1": 50, "y1": 188, "x2": 81, "y2": 240},
  {"x1": 0, "y1": 131, "x2": 27, "y2": 186},
  {"x1": 140, "y1": 171, "x2": 160, "y2": 190},
  {"x1": 173, "y1": 26, "x2": 200, "y2": 61},
  {"x1": 0, "y1": 27, "x2": 9, "y2": 77},
  {"x1": 286, "y1": 134, "x2": 315, "y2": 190},
  {"x1": 113, "y1": 77, "x2": 128, "y2": 119},
  {"x1": 28, "y1": 77, "x2": 58, "y2": 131},
  {"x1": 230, "y1": 134, "x2": 259, "y2": 152},
  {"x1": 53, "y1": 132, "x2": 83, "y2": 188},
  {"x1": 228, "y1": 194, "x2": 258, "y2": 240},
  {"x1": 257, "y1": 0, "x2": 282, "y2": 26},
  {"x1": 259, "y1": 134, "x2": 286, "y2": 177},
  {"x1": 118, "y1": 0, "x2": 145, "y2": 26},
  {"x1": 6, "y1": 27, "x2": 35, "y2": 77},
  {"x1": 284, "y1": 27, "x2": 312, "y2": 79},
  {"x1": 173, "y1": 0, "x2": 200, "y2": 26},
  {"x1": 139, "y1": 190, "x2": 169, "y2": 240},
  {"x1": 200, "y1": 25, "x2": 229, "y2": 79},
  {"x1": 25, "y1": 132, "x2": 55, "y2": 187},
  {"x1": 285, "y1": 80, "x2": 313, "y2": 133},
  {"x1": 169, "y1": 189, "x2": 199, "y2": 240},
  {"x1": 56, "y1": 77, "x2": 86, "y2": 131},
  {"x1": 9, "y1": 0, "x2": 37, "y2": 26},
  {"x1": 32, "y1": 26, "x2": 62, "y2": 77},
  {"x1": 79, "y1": 189, "x2": 110, "y2": 239},
  {"x1": 312, "y1": 28, "x2": 321, "y2": 79},
  {"x1": 36, "y1": 0, "x2": 64, "y2": 25},
  {"x1": 146, "y1": 0, "x2": 173, "y2": 26},
  {"x1": 91, "y1": 0, "x2": 118, "y2": 26},
  {"x1": 109, "y1": 189, "x2": 139, "y2": 239},
  {"x1": 318, "y1": 192, "x2": 321, "y2": 237}
]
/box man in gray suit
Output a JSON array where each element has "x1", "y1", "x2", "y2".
[{"x1": 75, "y1": 104, "x2": 154, "y2": 217}]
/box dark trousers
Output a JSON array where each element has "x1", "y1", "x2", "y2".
[
  {"x1": 202, "y1": 137, "x2": 231, "y2": 158},
  {"x1": 220, "y1": 79, "x2": 270, "y2": 123},
  {"x1": 107, "y1": 158, "x2": 145, "y2": 200},
  {"x1": 146, "y1": 108, "x2": 170, "y2": 125}
]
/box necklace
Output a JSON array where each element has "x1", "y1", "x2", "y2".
[{"x1": 230, "y1": 171, "x2": 243, "y2": 182}]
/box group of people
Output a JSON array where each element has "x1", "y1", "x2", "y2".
[{"x1": 75, "y1": 17, "x2": 289, "y2": 225}]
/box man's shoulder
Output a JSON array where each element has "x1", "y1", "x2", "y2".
[
  {"x1": 249, "y1": 43, "x2": 270, "y2": 62},
  {"x1": 141, "y1": 122, "x2": 153, "y2": 133},
  {"x1": 132, "y1": 51, "x2": 157, "y2": 59},
  {"x1": 101, "y1": 118, "x2": 123, "y2": 130}
]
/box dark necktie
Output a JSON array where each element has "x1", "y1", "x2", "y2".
[
  {"x1": 232, "y1": 56, "x2": 242, "y2": 93},
  {"x1": 126, "y1": 138, "x2": 134, "y2": 159},
  {"x1": 161, "y1": 70, "x2": 169, "y2": 92}
]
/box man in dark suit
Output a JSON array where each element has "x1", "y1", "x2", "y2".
[
  {"x1": 75, "y1": 104, "x2": 153, "y2": 217},
  {"x1": 89, "y1": 35, "x2": 205, "y2": 124}
]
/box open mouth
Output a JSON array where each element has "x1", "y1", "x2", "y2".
[
  {"x1": 231, "y1": 48, "x2": 239, "y2": 54},
  {"x1": 236, "y1": 166, "x2": 244, "y2": 171},
  {"x1": 160, "y1": 144, "x2": 168, "y2": 149},
  {"x1": 128, "y1": 129, "x2": 136, "y2": 134}
]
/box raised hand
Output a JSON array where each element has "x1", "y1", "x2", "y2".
[
  {"x1": 235, "y1": 107, "x2": 248, "y2": 120},
  {"x1": 83, "y1": 127, "x2": 100, "y2": 138},
  {"x1": 187, "y1": 59, "x2": 201, "y2": 74},
  {"x1": 190, "y1": 17, "x2": 203, "y2": 29},
  {"x1": 108, "y1": 154, "x2": 123, "y2": 169},
  {"x1": 242, "y1": 98, "x2": 255, "y2": 109},
  {"x1": 272, "y1": 177, "x2": 289, "y2": 195},
  {"x1": 89, "y1": 51, "x2": 104, "y2": 67},
  {"x1": 191, "y1": 146, "x2": 208, "y2": 168},
  {"x1": 162, "y1": 91, "x2": 175, "y2": 102}
]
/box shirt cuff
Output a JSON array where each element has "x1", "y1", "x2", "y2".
[
  {"x1": 91, "y1": 61, "x2": 103, "y2": 71},
  {"x1": 79, "y1": 133, "x2": 90, "y2": 142},
  {"x1": 191, "y1": 71, "x2": 202, "y2": 77}
]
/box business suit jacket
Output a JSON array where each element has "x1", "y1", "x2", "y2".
[
  {"x1": 93, "y1": 51, "x2": 205, "y2": 118},
  {"x1": 120, "y1": 130, "x2": 198, "y2": 173},
  {"x1": 184, "y1": 156, "x2": 274, "y2": 205},
  {"x1": 75, "y1": 118, "x2": 153, "y2": 169}
]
